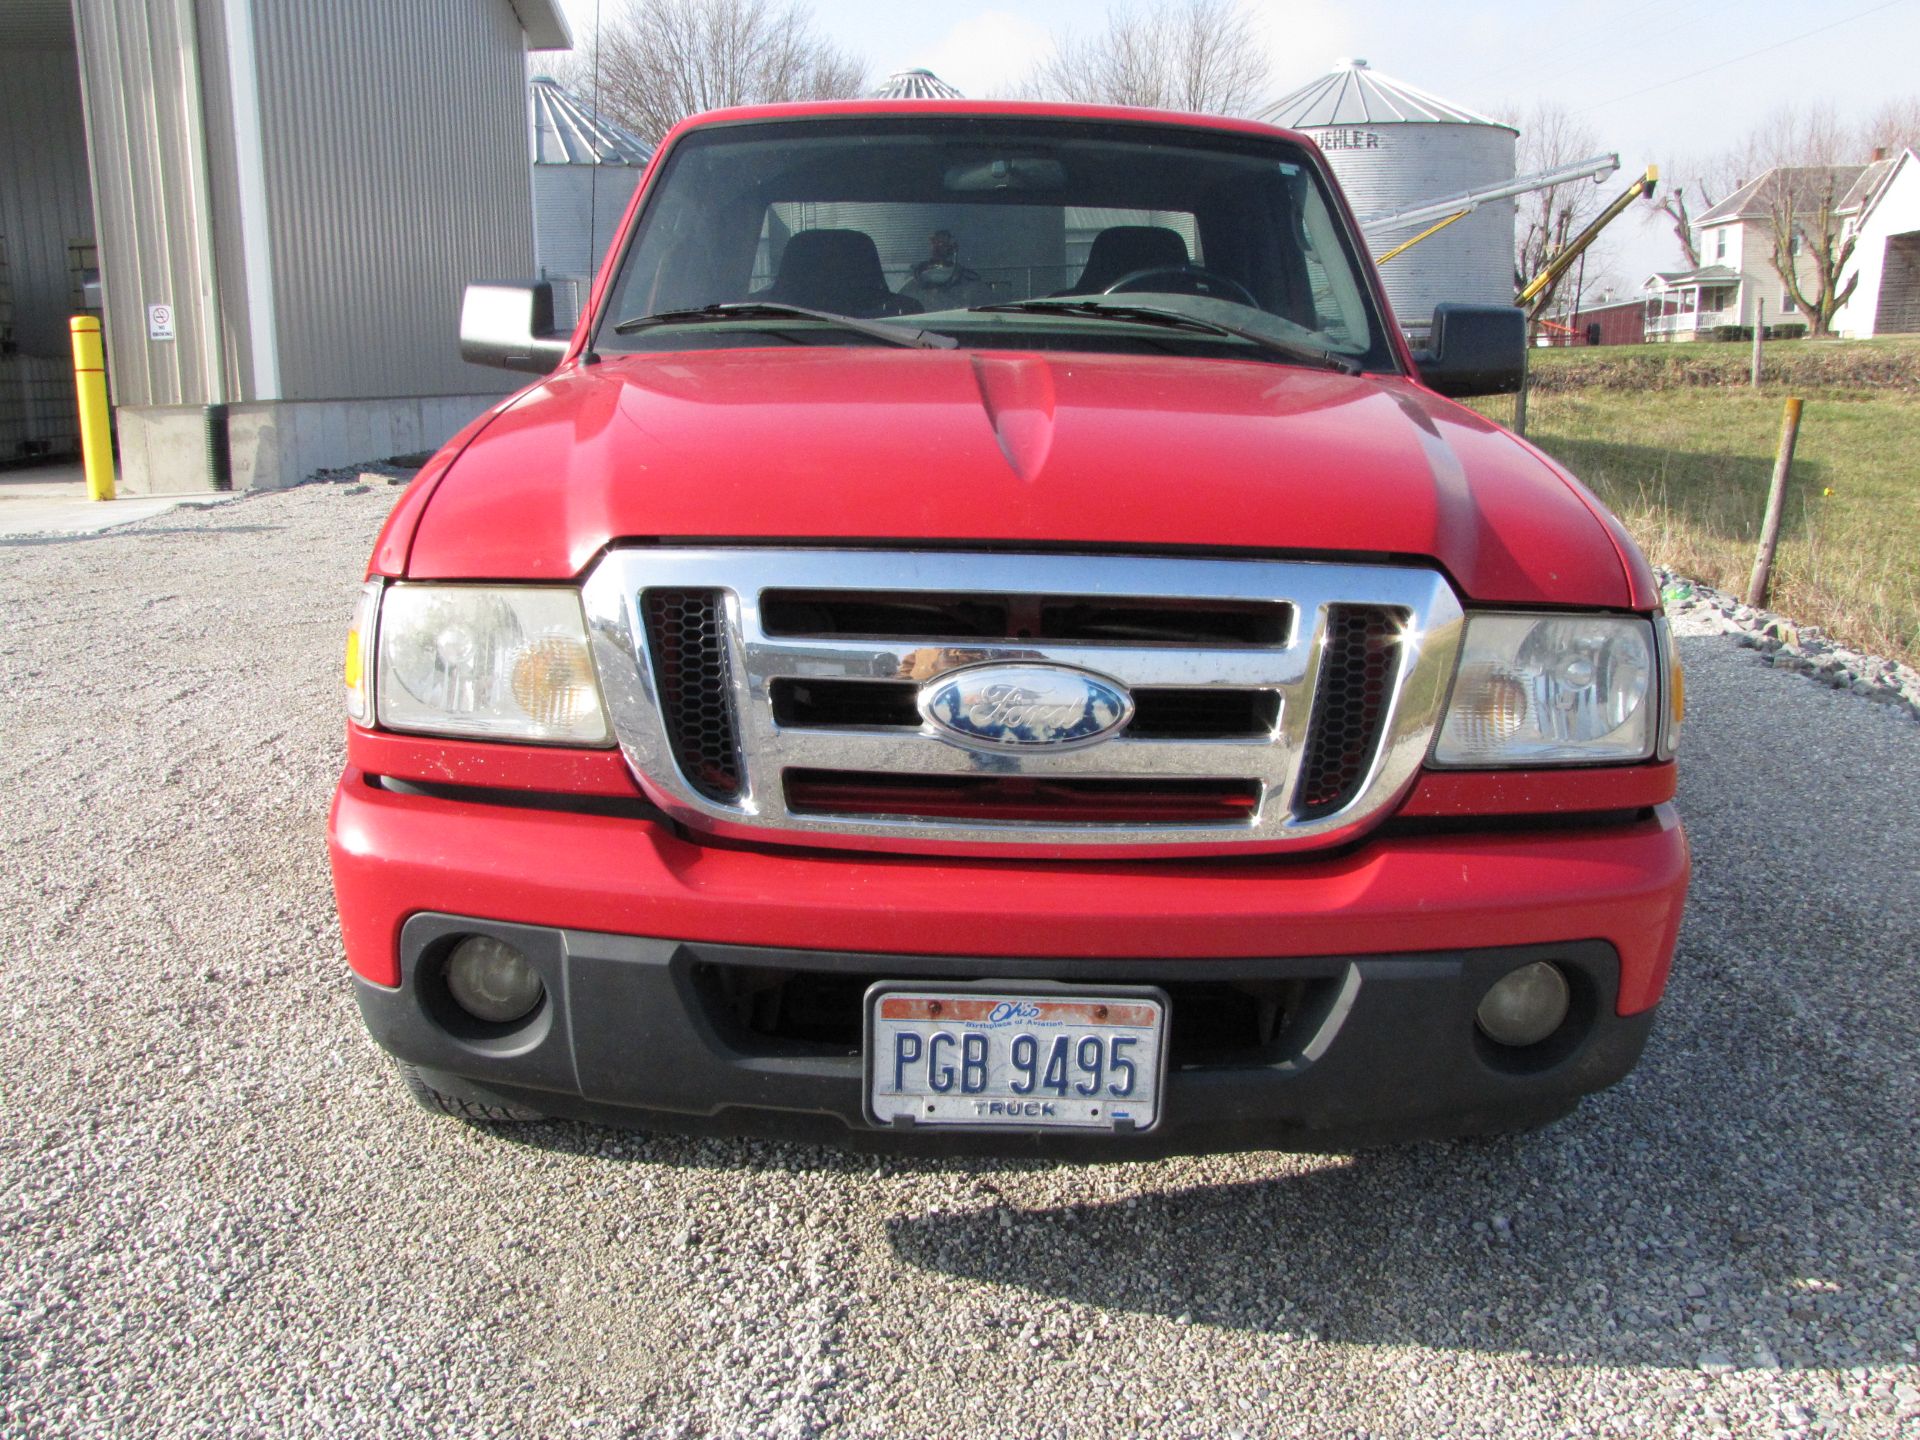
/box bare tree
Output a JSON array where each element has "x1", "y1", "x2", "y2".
[
  {"x1": 530, "y1": 47, "x2": 595, "y2": 95},
  {"x1": 1646, "y1": 146, "x2": 1753, "y2": 269},
  {"x1": 1859, "y1": 94, "x2": 1920, "y2": 155},
  {"x1": 1504, "y1": 101, "x2": 1608, "y2": 320},
  {"x1": 575, "y1": 0, "x2": 866, "y2": 148},
  {"x1": 1746, "y1": 104, "x2": 1862, "y2": 337},
  {"x1": 1024, "y1": 1, "x2": 1271, "y2": 115},
  {"x1": 1651, "y1": 182, "x2": 1707, "y2": 270}
]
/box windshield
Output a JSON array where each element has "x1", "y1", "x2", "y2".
[{"x1": 594, "y1": 116, "x2": 1397, "y2": 372}]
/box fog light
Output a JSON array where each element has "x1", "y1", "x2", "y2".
[
  {"x1": 444, "y1": 936, "x2": 544, "y2": 1025},
  {"x1": 1476, "y1": 962, "x2": 1571, "y2": 1048}
]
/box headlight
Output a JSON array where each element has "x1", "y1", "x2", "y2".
[
  {"x1": 344, "y1": 581, "x2": 379, "y2": 725},
  {"x1": 372, "y1": 585, "x2": 611, "y2": 745},
  {"x1": 1655, "y1": 613, "x2": 1684, "y2": 761},
  {"x1": 1434, "y1": 613, "x2": 1655, "y2": 766}
]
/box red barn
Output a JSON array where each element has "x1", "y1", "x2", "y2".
[{"x1": 1541, "y1": 297, "x2": 1648, "y2": 346}]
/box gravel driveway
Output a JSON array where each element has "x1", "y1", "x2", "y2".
[{"x1": 3, "y1": 483, "x2": 1916, "y2": 1439}]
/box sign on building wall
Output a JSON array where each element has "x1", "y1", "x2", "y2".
[{"x1": 147, "y1": 303, "x2": 174, "y2": 341}]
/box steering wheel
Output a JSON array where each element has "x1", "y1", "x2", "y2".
[{"x1": 1103, "y1": 265, "x2": 1261, "y2": 308}]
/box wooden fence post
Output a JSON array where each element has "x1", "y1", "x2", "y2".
[
  {"x1": 1746, "y1": 396, "x2": 1803, "y2": 609},
  {"x1": 1512, "y1": 345, "x2": 1529, "y2": 437},
  {"x1": 1751, "y1": 297, "x2": 1765, "y2": 388}
]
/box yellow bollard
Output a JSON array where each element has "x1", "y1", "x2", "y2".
[{"x1": 69, "y1": 315, "x2": 115, "y2": 501}]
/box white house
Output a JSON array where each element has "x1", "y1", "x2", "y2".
[
  {"x1": 1832, "y1": 148, "x2": 1920, "y2": 338},
  {"x1": 1643, "y1": 157, "x2": 1904, "y2": 341}
]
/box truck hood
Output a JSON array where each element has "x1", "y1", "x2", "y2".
[{"x1": 401, "y1": 347, "x2": 1639, "y2": 607}]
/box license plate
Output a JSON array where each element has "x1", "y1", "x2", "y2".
[{"x1": 864, "y1": 984, "x2": 1168, "y2": 1132}]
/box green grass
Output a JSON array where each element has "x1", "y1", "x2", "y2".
[{"x1": 1481, "y1": 385, "x2": 1920, "y2": 665}]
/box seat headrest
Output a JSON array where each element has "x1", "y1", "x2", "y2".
[
  {"x1": 1070, "y1": 226, "x2": 1192, "y2": 294},
  {"x1": 769, "y1": 229, "x2": 892, "y2": 312}
]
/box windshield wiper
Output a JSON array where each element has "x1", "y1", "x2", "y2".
[
  {"x1": 613, "y1": 302, "x2": 956, "y2": 350},
  {"x1": 968, "y1": 300, "x2": 1361, "y2": 375}
]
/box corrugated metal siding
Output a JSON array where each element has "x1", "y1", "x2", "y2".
[
  {"x1": 70, "y1": 0, "x2": 253, "y2": 408},
  {"x1": 253, "y1": 0, "x2": 532, "y2": 401},
  {"x1": 534, "y1": 163, "x2": 639, "y2": 327},
  {"x1": 0, "y1": 47, "x2": 95, "y2": 359},
  {"x1": 1318, "y1": 122, "x2": 1516, "y2": 324}
]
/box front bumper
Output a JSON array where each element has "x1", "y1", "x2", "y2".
[
  {"x1": 330, "y1": 770, "x2": 1687, "y2": 1155},
  {"x1": 358, "y1": 916, "x2": 1654, "y2": 1157}
]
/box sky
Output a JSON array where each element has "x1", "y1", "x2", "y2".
[{"x1": 550, "y1": 0, "x2": 1920, "y2": 289}]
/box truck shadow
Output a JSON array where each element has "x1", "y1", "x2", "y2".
[
  {"x1": 494, "y1": 966, "x2": 1917, "y2": 1372},
  {"x1": 875, "y1": 1001, "x2": 1917, "y2": 1370}
]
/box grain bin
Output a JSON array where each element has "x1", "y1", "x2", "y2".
[
  {"x1": 530, "y1": 77, "x2": 652, "y2": 329},
  {"x1": 1260, "y1": 60, "x2": 1516, "y2": 333},
  {"x1": 870, "y1": 68, "x2": 964, "y2": 101}
]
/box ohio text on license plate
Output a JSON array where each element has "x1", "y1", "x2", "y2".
[{"x1": 865, "y1": 988, "x2": 1167, "y2": 1132}]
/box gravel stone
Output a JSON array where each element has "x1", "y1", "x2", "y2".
[
  {"x1": 1659, "y1": 568, "x2": 1920, "y2": 719},
  {"x1": 0, "y1": 483, "x2": 1916, "y2": 1437}
]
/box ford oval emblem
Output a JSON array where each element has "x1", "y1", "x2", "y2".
[{"x1": 919, "y1": 664, "x2": 1134, "y2": 752}]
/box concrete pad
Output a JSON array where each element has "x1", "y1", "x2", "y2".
[{"x1": 0, "y1": 466, "x2": 229, "y2": 538}]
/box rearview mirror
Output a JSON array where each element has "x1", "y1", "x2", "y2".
[
  {"x1": 943, "y1": 157, "x2": 1067, "y2": 192},
  {"x1": 460, "y1": 281, "x2": 570, "y2": 374},
  {"x1": 1412, "y1": 304, "x2": 1526, "y2": 398}
]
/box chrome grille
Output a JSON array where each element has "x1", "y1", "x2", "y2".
[
  {"x1": 641, "y1": 589, "x2": 743, "y2": 801},
  {"x1": 582, "y1": 549, "x2": 1464, "y2": 853},
  {"x1": 1294, "y1": 605, "x2": 1404, "y2": 819}
]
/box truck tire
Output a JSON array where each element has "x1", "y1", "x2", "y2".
[{"x1": 395, "y1": 1061, "x2": 544, "y2": 1123}]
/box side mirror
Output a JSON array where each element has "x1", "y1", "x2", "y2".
[
  {"x1": 1412, "y1": 304, "x2": 1526, "y2": 398},
  {"x1": 460, "y1": 281, "x2": 569, "y2": 374}
]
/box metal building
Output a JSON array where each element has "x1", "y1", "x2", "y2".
[
  {"x1": 531, "y1": 76, "x2": 651, "y2": 331},
  {"x1": 0, "y1": 0, "x2": 571, "y2": 494},
  {"x1": 1261, "y1": 59, "x2": 1517, "y2": 331}
]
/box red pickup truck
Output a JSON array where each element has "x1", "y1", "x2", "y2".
[{"x1": 329, "y1": 100, "x2": 1688, "y2": 1156}]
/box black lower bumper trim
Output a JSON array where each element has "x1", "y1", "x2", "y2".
[{"x1": 354, "y1": 915, "x2": 1658, "y2": 1158}]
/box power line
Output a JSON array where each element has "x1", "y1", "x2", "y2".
[
  {"x1": 1464, "y1": 0, "x2": 1681, "y2": 92},
  {"x1": 1578, "y1": 0, "x2": 1911, "y2": 113}
]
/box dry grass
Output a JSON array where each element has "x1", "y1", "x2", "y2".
[
  {"x1": 1480, "y1": 385, "x2": 1920, "y2": 665},
  {"x1": 1526, "y1": 335, "x2": 1920, "y2": 394}
]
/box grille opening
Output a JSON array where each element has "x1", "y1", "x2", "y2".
[
  {"x1": 785, "y1": 770, "x2": 1260, "y2": 824},
  {"x1": 770, "y1": 679, "x2": 1279, "y2": 740},
  {"x1": 642, "y1": 588, "x2": 743, "y2": 801},
  {"x1": 772, "y1": 679, "x2": 920, "y2": 729},
  {"x1": 1129, "y1": 688, "x2": 1280, "y2": 739},
  {"x1": 1294, "y1": 605, "x2": 1405, "y2": 820},
  {"x1": 761, "y1": 590, "x2": 1290, "y2": 647},
  {"x1": 1039, "y1": 598, "x2": 1289, "y2": 647},
  {"x1": 692, "y1": 963, "x2": 1329, "y2": 1066}
]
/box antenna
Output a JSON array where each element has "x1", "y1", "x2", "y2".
[{"x1": 588, "y1": 0, "x2": 602, "y2": 288}]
